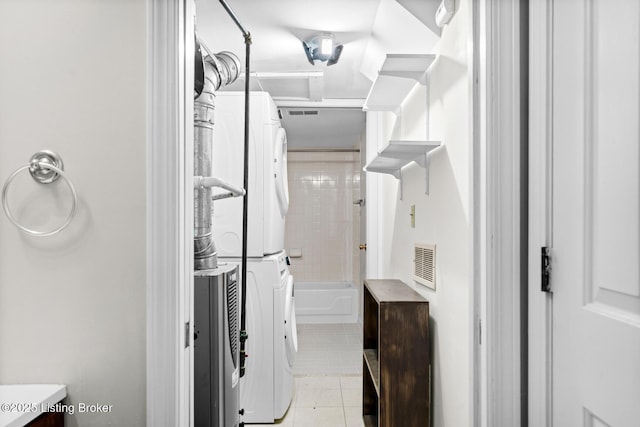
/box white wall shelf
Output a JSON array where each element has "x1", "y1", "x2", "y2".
[
  {"x1": 363, "y1": 53, "x2": 441, "y2": 196},
  {"x1": 395, "y1": 0, "x2": 446, "y2": 37},
  {"x1": 363, "y1": 54, "x2": 436, "y2": 114},
  {"x1": 364, "y1": 140, "x2": 441, "y2": 197}
]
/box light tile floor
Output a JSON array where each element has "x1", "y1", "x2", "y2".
[
  {"x1": 294, "y1": 323, "x2": 362, "y2": 376},
  {"x1": 250, "y1": 323, "x2": 364, "y2": 426},
  {"x1": 251, "y1": 375, "x2": 364, "y2": 427}
]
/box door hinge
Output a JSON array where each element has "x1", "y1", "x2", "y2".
[
  {"x1": 541, "y1": 246, "x2": 551, "y2": 292},
  {"x1": 185, "y1": 322, "x2": 190, "y2": 348}
]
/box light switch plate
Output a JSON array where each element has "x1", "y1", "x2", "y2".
[{"x1": 410, "y1": 205, "x2": 416, "y2": 228}]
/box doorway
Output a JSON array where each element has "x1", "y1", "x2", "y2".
[
  {"x1": 280, "y1": 107, "x2": 365, "y2": 319},
  {"x1": 278, "y1": 107, "x2": 367, "y2": 425}
]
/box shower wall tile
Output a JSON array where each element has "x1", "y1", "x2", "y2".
[{"x1": 285, "y1": 152, "x2": 361, "y2": 283}]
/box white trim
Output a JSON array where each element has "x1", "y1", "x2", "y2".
[
  {"x1": 473, "y1": 0, "x2": 525, "y2": 425},
  {"x1": 528, "y1": 0, "x2": 553, "y2": 425},
  {"x1": 470, "y1": 0, "x2": 483, "y2": 424},
  {"x1": 275, "y1": 98, "x2": 366, "y2": 109},
  {"x1": 147, "y1": 1, "x2": 194, "y2": 426},
  {"x1": 365, "y1": 111, "x2": 383, "y2": 279}
]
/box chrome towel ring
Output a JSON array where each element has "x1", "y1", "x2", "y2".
[{"x1": 2, "y1": 150, "x2": 78, "y2": 237}]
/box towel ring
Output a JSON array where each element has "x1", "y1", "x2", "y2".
[{"x1": 2, "y1": 151, "x2": 78, "y2": 237}]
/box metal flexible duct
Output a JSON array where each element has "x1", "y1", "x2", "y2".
[{"x1": 194, "y1": 49, "x2": 241, "y2": 270}]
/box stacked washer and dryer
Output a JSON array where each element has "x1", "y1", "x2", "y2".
[{"x1": 211, "y1": 91, "x2": 298, "y2": 423}]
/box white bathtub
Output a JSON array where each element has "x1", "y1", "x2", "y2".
[{"x1": 294, "y1": 281, "x2": 358, "y2": 324}]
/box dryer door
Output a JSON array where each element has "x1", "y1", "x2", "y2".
[
  {"x1": 283, "y1": 274, "x2": 297, "y2": 367},
  {"x1": 273, "y1": 127, "x2": 289, "y2": 217}
]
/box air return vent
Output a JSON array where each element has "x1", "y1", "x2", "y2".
[
  {"x1": 414, "y1": 243, "x2": 436, "y2": 289},
  {"x1": 227, "y1": 274, "x2": 239, "y2": 368},
  {"x1": 288, "y1": 110, "x2": 319, "y2": 116}
]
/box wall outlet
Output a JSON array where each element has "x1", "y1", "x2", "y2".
[{"x1": 410, "y1": 205, "x2": 416, "y2": 228}]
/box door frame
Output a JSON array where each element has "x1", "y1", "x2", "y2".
[
  {"x1": 527, "y1": 0, "x2": 553, "y2": 424},
  {"x1": 147, "y1": 1, "x2": 194, "y2": 426},
  {"x1": 145, "y1": 0, "x2": 534, "y2": 425},
  {"x1": 472, "y1": 0, "x2": 528, "y2": 425}
]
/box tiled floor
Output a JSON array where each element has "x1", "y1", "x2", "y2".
[
  {"x1": 294, "y1": 323, "x2": 363, "y2": 376},
  {"x1": 250, "y1": 323, "x2": 364, "y2": 426},
  {"x1": 251, "y1": 375, "x2": 364, "y2": 427}
]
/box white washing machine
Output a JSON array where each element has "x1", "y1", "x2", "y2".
[
  {"x1": 212, "y1": 91, "x2": 289, "y2": 257},
  {"x1": 224, "y1": 251, "x2": 297, "y2": 423}
]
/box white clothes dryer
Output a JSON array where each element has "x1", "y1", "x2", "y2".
[
  {"x1": 223, "y1": 251, "x2": 297, "y2": 423},
  {"x1": 211, "y1": 91, "x2": 289, "y2": 257}
]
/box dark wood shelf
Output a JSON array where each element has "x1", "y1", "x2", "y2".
[
  {"x1": 362, "y1": 279, "x2": 430, "y2": 427},
  {"x1": 363, "y1": 349, "x2": 380, "y2": 395},
  {"x1": 27, "y1": 409, "x2": 63, "y2": 426},
  {"x1": 363, "y1": 414, "x2": 378, "y2": 427}
]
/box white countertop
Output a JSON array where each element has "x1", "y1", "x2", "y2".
[{"x1": 0, "y1": 385, "x2": 66, "y2": 427}]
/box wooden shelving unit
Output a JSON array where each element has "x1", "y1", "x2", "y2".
[{"x1": 362, "y1": 279, "x2": 430, "y2": 427}]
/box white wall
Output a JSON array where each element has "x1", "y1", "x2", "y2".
[
  {"x1": 0, "y1": 1, "x2": 146, "y2": 425},
  {"x1": 367, "y1": 1, "x2": 471, "y2": 426}
]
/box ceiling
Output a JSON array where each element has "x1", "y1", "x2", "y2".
[
  {"x1": 280, "y1": 108, "x2": 366, "y2": 150},
  {"x1": 195, "y1": 0, "x2": 441, "y2": 149}
]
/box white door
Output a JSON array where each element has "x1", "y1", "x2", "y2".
[{"x1": 550, "y1": 0, "x2": 640, "y2": 425}]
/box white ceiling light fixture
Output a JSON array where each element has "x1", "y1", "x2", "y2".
[{"x1": 302, "y1": 34, "x2": 343, "y2": 66}]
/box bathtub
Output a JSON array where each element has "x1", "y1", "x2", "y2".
[{"x1": 294, "y1": 281, "x2": 358, "y2": 324}]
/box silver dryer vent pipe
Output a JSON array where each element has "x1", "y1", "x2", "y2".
[{"x1": 194, "y1": 48, "x2": 241, "y2": 271}]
